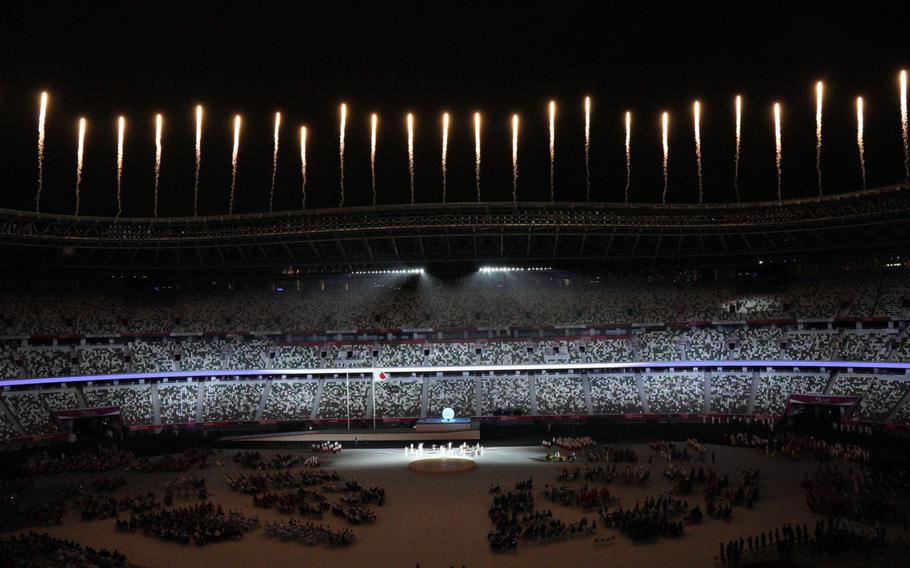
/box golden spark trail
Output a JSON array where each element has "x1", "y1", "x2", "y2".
[
  {"x1": 339, "y1": 103, "x2": 347, "y2": 207},
  {"x1": 36, "y1": 92, "x2": 48, "y2": 212},
  {"x1": 661, "y1": 111, "x2": 669, "y2": 204},
  {"x1": 549, "y1": 100, "x2": 556, "y2": 201},
  {"x1": 269, "y1": 111, "x2": 281, "y2": 212},
  {"x1": 75, "y1": 118, "x2": 86, "y2": 216},
  {"x1": 474, "y1": 112, "x2": 481, "y2": 201},
  {"x1": 407, "y1": 113, "x2": 415, "y2": 204},
  {"x1": 229, "y1": 114, "x2": 241, "y2": 214},
  {"x1": 300, "y1": 126, "x2": 308, "y2": 209},
  {"x1": 371, "y1": 113, "x2": 378, "y2": 205},
  {"x1": 194, "y1": 105, "x2": 203, "y2": 217},
  {"x1": 154, "y1": 114, "x2": 163, "y2": 218},
  {"x1": 693, "y1": 101, "x2": 703, "y2": 203},
  {"x1": 857, "y1": 96, "x2": 866, "y2": 190},
  {"x1": 774, "y1": 102, "x2": 782, "y2": 202},
  {"x1": 624, "y1": 111, "x2": 631, "y2": 203},
  {"x1": 584, "y1": 96, "x2": 591, "y2": 201},
  {"x1": 512, "y1": 114, "x2": 519, "y2": 202},
  {"x1": 441, "y1": 113, "x2": 449, "y2": 202},
  {"x1": 734, "y1": 95, "x2": 742, "y2": 202},
  {"x1": 815, "y1": 81, "x2": 824, "y2": 196},
  {"x1": 116, "y1": 116, "x2": 125, "y2": 217},
  {"x1": 901, "y1": 70, "x2": 909, "y2": 182}
]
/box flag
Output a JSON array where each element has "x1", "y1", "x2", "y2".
[{"x1": 372, "y1": 369, "x2": 388, "y2": 382}]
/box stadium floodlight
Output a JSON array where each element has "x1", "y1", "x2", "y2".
[
  {"x1": 478, "y1": 266, "x2": 551, "y2": 273},
  {"x1": 350, "y1": 268, "x2": 424, "y2": 275}
]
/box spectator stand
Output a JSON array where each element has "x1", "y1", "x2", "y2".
[
  {"x1": 261, "y1": 379, "x2": 319, "y2": 421},
  {"x1": 1, "y1": 387, "x2": 83, "y2": 435},
  {"x1": 708, "y1": 371, "x2": 754, "y2": 415},
  {"x1": 642, "y1": 372, "x2": 705, "y2": 414},
  {"x1": 83, "y1": 383, "x2": 155, "y2": 425},
  {"x1": 589, "y1": 373, "x2": 643, "y2": 415}
]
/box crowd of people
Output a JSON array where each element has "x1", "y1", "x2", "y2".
[
  {"x1": 541, "y1": 483, "x2": 616, "y2": 510},
  {"x1": 729, "y1": 430, "x2": 874, "y2": 464},
  {"x1": 718, "y1": 518, "x2": 889, "y2": 566},
  {"x1": 311, "y1": 441, "x2": 343, "y2": 454},
  {"x1": 253, "y1": 487, "x2": 328, "y2": 517},
  {"x1": 802, "y1": 464, "x2": 910, "y2": 524},
  {"x1": 163, "y1": 474, "x2": 208, "y2": 504},
  {"x1": 330, "y1": 502, "x2": 376, "y2": 525},
  {"x1": 21, "y1": 446, "x2": 214, "y2": 476},
  {"x1": 226, "y1": 470, "x2": 305, "y2": 494},
  {"x1": 557, "y1": 464, "x2": 650, "y2": 485},
  {"x1": 79, "y1": 491, "x2": 158, "y2": 521},
  {"x1": 598, "y1": 494, "x2": 694, "y2": 542},
  {"x1": 224, "y1": 460, "x2": 384, "y2": 539},
  {"x1": 663, "y1": 464, "x2": 725, "y2": 496},
  {"x1": 649, "y1": 439, "x2": 707, "y2": 462},
  {"x1": 585, "y1": 445, "x2": 638, "y2": 463},
  {"x1": 23, "y1": 447, "x2": 137, "y2": 475},
  {"x1": 264, "y1": 518, "x2": 356, "y2": 547},
  {"x1": 0, "y1": 494, "x2": 65, "y2": 532},
  {"x1": 124, "y1": 501, "x2": 259, "y2": 545},
  {"x1": 487, "y1": 477, "x2": 596, "y2": 551},
  {"x1": 542, "y1": 436, "x2": 595, "y2": 452},
  {"x1": 234, "y1": 450, "x2": 302, "y2": 470},
  {"x1": 0, "y1": 531, "x2": 131, "y2": 568}
]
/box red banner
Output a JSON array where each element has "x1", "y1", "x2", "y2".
[
  {"x1": 52, "y1": 406, "x2": 121, "y2": 419},
  {"x1": 788, "y1": 394, "x2": 859, "y2": 406}
]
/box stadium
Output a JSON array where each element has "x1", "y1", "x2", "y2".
[{"x1": 4, "y1": 3, "x2": 910, "y2": 568}]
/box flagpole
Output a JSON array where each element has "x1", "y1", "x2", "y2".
[
  {"x1": 372, "y1": 370, "x2": 377, "y2": 430},
  {"x1": 346, "y1": 372, "x2": 350, "y2": 431}
]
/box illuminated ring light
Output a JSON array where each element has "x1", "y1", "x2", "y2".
[
  {"x1": 441, "y1": 407, "x2": 455, "y2": 421},
  {"x1": 408, "y1": 457, "x2": 476, "y2": 474}
]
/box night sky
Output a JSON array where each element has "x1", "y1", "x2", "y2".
[{"x1": 0, "y1": 1, "x2": 908, "y2": 217}]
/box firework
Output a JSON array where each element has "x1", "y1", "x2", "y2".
[
  {"x1": 154, "y1": 114, "x2": 163, "y2": 217},
  {"x1": 339, "y1": 103, "x2": 347, "y2": 206},
  {"x1": 300, "y1": 126, "x2": 308, "y2": 209},
  {"x1": 857, "y1": 96, "x2": 866, "y2": 189},
  {"x1": 549, "y1": 100, "x2": 556, "y2": 201},
  {"x1": 407, "y1": 113, "x2": 415, "y2": 204},
  {"x1": 693, "y1": 101, "x2": 703, "y2": 203},
  {"x1": 816, "y1": 81, "x2": 824, "y2": 195},
  {"x1": 116, "y1": 116, "x2": 125, "y2": 217},
  {"x1": 36, "y1": 92, "x2": 48, "y2": 213},
  {"x1": 661, "y1": 111, "x2": 669, "y2": 204},
  {"x1": 901, "y1": 70, "x2": 908, "y2": 182},
  {"x1": 774, "y1": 102, "x2": 782, "y2": 202},
  {"x1": 512, "y1": 113, "x2": 519, "y2": 202},
  {"x1": 194, "y1": 105, "x2": 203, "y2": 217},
  {"x1": 474, "y1": 112, "x2": 481, "y2": 201},
  {"x1": 440, "y1": 113, "x2": 450, "y2": 202},
  {"x1": 734, "y1": 95, "x2": 742, "y2": 202},
  {"x1": 269, "y1": 111, "x2": 281, "y2": 212},
  {"x1": 624, "y1": 111, "x2": 631, "y2": 203},
  {"x1": 370, "y1": 113, "x2": 378, "y2": 205},
  {"x1": 229, "y1": 114, "x2": 241, "y2": 214},
  {"x1": 584, "y1": 96, "x2": 591, "y2": 201},
  {"x1": 75, "y1": 118, "x2": 86, "y2": 216}
]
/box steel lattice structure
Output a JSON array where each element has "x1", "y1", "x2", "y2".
[{"x1": 2, "y1": 184, "x2": 909, "y2": 278}]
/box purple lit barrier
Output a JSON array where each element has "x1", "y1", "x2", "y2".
[{"x1": 1, "y1": 359, "x2": 908, "y2": 388}]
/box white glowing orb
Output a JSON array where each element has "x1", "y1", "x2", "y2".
[{"x1": 442, "y1": 407, "x2": 455, "y2": 421}]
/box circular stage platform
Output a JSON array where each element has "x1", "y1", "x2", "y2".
[{"x1": 408, "y1": 457, "x2": 477, "y2": 474}]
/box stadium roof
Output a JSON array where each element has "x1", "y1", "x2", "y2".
[{"x1": 2, "y1": 184, "x2": 910, "y2": 279}]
